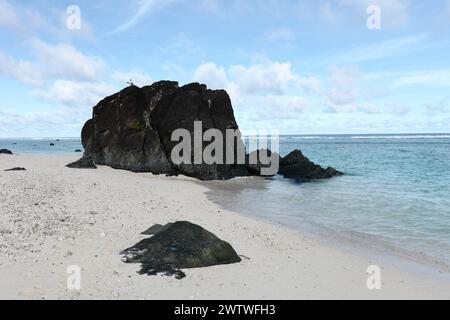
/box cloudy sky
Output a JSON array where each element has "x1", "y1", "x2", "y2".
[{"x1": 1, "y1": 0, "x2": 450, "y2": 137}]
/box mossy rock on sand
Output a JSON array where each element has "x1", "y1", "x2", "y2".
[{"x1": 121, "y1": 221, "x2": 241, "y2": 279}]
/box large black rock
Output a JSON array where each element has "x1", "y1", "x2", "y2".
[
  {"x1": 121, "y1": 221, "x2": 241, "y2": 279},
  {"x1": 82, "y1": 82, "x2": 249, "y2": 180},
  {"x1": 0, "y1": 149, "x2": 13, "y2": 155},
  {"x1": 279, "y1": 150, "x2": 343, "y2": 181}
]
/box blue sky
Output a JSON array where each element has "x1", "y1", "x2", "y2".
[{"x1": 1, "y1": 0, "x2": 450, "y2": 137}]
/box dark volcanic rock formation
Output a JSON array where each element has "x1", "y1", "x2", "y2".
[
  {"x1": 279, "y1": 150, "x2": 343, "y2": 181},
  {"x1": 66, "y1": 155, "x2": 97, "y2": 169},
  {"x1": 0, "y1": 149, "x2": 13, "y2": 155},
  {"x1": 82, "y1": 82, "x2": 249, "y2": 180},
  {"x1": 79, "y1": 81, "x2": 342, "y2": 181},
  {"x1": 121, "y1": 221, "x2": 241, "y2": 279}
]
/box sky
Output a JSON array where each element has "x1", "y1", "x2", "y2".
[{"x1": 1, "y1": 0, "x2": 450, "y2": 137}]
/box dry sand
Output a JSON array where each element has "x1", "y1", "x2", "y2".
[{"x1": 0, "y1": 154, "x2": 449, "y2": 300}]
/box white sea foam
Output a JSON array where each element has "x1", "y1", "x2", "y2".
[{"x1": 351, "y1": 135, "x2": 450, "y2": 140}]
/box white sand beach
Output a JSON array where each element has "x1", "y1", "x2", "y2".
[{"x1": 0, "y1": 154, "x2": 449, "y2": 300}]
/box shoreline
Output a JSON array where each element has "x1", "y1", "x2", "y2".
[
  {"x1": 203, "y1": 178, "x2": 450, "y2": 278},
  {"x1": 1, "y1": 154, "x2": 450, "y2": 299}
]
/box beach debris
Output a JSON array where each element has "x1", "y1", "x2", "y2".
[
  {"x1": 279, "y1": 150, "x2": 344, "y2": 181},
  {"x1": 0, "y1": 149, "x2": 13, "y2": 155},
  {"x1": 121, "y1": 221, "x2": 241, "y2": 279},
  {"x1": 4, "y1": 167, "x2": 26, "y2": 172},
  {"x1": 66, "y1": 155, "x2": 97, "y2": 169}
]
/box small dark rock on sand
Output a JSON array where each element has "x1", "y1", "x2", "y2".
[
  {"x1": 5, "y1": 167, "x2": 26, "y2": 172},
  {"x1": 0, "y1": 149, "x2": 13, "y2": 155},
  {"x1": 121, "y1": 221, "x2": 241, "y2": 279},
  {"x1": 66, "y1": 155, "x2": 97, "y2": 169}
]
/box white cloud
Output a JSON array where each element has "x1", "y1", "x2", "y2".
[
  {"x1": 229, "y1": 61, "x2": 320, "y2": 95},
  {"x1": 252, "y1": 95, "x2": 309, "y2": 120},
  {"x1": 193, "y1": 60, "x2": 317, "y2": 123},
  {"x1": 0, "y1": 0, "x2": 24, "y2": 33},
  {"x1": 34, "y1": 80, "x2": 116, "y2": 107},
  {"x1": 30, "y1": 39, "x2": 106, "y2": 82},
  {"x1": 325, "y1": 65, "x2": 383, "y2": 114},
  {"x1": 105, "y1": 0, "x2": 180, "y2": 36},
  {"x1": 0, "y1": 51, "x2": 45, "y2": 86},
  {"x1": 425, "y1": 96, "x2": 450, "y2": 115},
  {"x1": 0, "y1": 0, "x2": 94, "y2": 40},
  {"x1": 0, "y1": 109, "x2": 89, "y2": 137},
  {"x1": 0, "y1": 39, "x2": 107, "y2": 88},
  {"x1": 193, "y1": 60, "x2": 321, "y2": 101},
  {"x1": 193, "y1": 63, "x2": 229, "y2": 89},
  {"x1": 326, "y1": 65, "x2": 362, "y2": 106}
]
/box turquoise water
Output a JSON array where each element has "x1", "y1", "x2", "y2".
[
  {"x1": 0, "y1": 138, "x2": 83, "y2": 154},
  {"x1": 211, "y1": 134, "x2": 450, "y2": 270},
  {"x1": 2, "y1": 134, "x2": 450, "y2": 269}
]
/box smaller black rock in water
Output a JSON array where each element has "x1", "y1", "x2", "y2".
[
  {"x1": 5, "y1": 167, "x2": 26, "y2": 172},
  {"x1": 74, "y1": 149, "x2": 83, "y2": 153},
  {"x1": 0, "y1": 149, "x2": 13, "y2": 155},
  {"x1": 66, "y1": 156, "x2": 97, "y2": 169},
  {"x1": 122, "y1": 221, "x2": 241, "y2": 279},
  {"x1": 50, "y1": 143, "x2": 55, "y2": 146},
  {"x1": 279, "y1": 150, "x2": 344, "y2": 181}
]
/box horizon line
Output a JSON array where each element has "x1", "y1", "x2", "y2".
[{"x1": 1, "y1": 132, "x2": 450, "y2": 139}]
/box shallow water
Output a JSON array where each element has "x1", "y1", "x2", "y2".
[{"x1": 207, "y1": 134, "x2": 450, "y2": 270}]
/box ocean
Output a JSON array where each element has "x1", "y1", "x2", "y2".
[
  {"x1": 0, "y1": 138, "x2": 83, "y2": 155},
  {"x1": 207, "y1": 134, "x2": 450, "y2": 271},
  {"x1": 2, "y1": 134, "x2": 450, "y2": 270}
]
